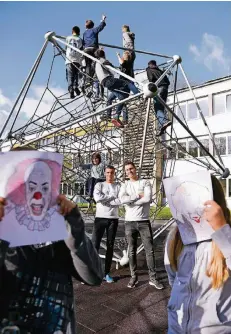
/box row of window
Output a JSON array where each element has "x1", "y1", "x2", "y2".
[
  {"x1": 171, "y1": 92, "x2": 231, "y2": 123},
  {"x1": 169, "y1": 133, "x2": 231, "y2": 159}
]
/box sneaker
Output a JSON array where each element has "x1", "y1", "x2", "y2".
[
  {"x1": 104, "y1": 274, "x2": 114, "y2": 283},
  {"x1": 86, "y1": 91, "x2": 93, "y2": 98},
  {"x1": 156, "y1": 121, "x2": 172, "y2": 137},
  {"x1": 149, "y1": 278, "x2": 164, "y2": 290},
  {"x1": 92, "y1": 97, "x2": 101, "y2": 103},
  {"x1": 111, "y1": 118, "x2": 124, "y2": 128},
  {"x1": 127, "y1": 276, "x2": 138, "y2": 288},
  {"x1": 70, "y1": 91, "x2": 75, "y2": 99},
  {"x1": 75, "y1": 87, "x2": 81, "y2": 96}
]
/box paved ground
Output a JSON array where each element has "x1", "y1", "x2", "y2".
[{"x1": 73, "y1": 220, "x2": 171, "y2": 334}]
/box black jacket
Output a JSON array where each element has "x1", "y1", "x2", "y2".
[
  {"x1": 146, "y1": 65, "x2": 170, "y2": 87},
  {"x1": 0, "y1": 207, "x2": 103, "y2": 334}
]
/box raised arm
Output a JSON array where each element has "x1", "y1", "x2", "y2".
[
  {"x1": 93, "y1": 16, "x2": 106, "y2": 34},
  {"x1": 116, "y1": 52, "x2": 124, "y2": 65},
  {"x1": 119, "y1": 183, "x2": 139, "y2": 205},
  {"x1": 63, "y1": 199, "x2": 103, "y2": 285},
  {"x1": 133, "y1": 181, "x2": 152, "y2": 205}
]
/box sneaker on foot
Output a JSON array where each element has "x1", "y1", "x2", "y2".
[
  {"x1": 112, "y1": 118, "x2": 124, "y2": 128},
  {"x1": 127, "y1": 276, "x2": 138, "y2": 288},
  {"x1": 104, "y1": 274, "x2": 114, "y2": 283},
  {"x1": 149, "y1": 278, "x2": 164, "y2": 290},
  {"x1": 70, "y1": 91, "x2": 75, "y2": 99},
  {"x1": 156, "y1": 121, "x2": 172, "y2": 137},
  {"x1": 75, "y1": 87, "x2": 81, "y2": 96}
]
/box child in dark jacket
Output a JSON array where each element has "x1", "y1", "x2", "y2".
[
  {"x1": 146, "y1": 60, "x2": 172, "y2": 136},
  {"x1": 122, "y1": 25, "x2": 136, "y2": 77},
  {"x1": 0, "y1": 195, "x2": 103, "y2": 334},
  {"x1": 83, "y1": 15, "x2": 106, "y2": 86}
]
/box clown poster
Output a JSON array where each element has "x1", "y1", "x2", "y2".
[
  {"x1": 0, "y1": 151, "x2": 68, "y2": 247},
  {"x1": 163, "y1": 170, "x2": 214, "y2": 245}
]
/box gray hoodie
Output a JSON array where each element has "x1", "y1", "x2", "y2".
[
  {"x1": 123, "y1": 32, "x2": 135, "y2": 50},
  {"x1": 165, "y1": 224, "x2": 231, "y2": 334}
]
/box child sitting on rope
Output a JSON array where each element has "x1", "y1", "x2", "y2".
[
  {"x1": 65, "y1": 26, "x2": 84, "y2": 99},
  {"x1": 94, "y1": 49, "x2": 130, "y2": 128},
  {"x1": 146, "y1": 60, "x2": 172, "y2": 136}
]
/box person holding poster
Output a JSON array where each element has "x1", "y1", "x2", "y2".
[
  {"x1": 0, "y1": 150, "x2": 103, "y2": 334},
  {"x1": 164, "y1": 174, "x2": 231, "y2": 333}
]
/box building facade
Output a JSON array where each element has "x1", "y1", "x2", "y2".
[{"x1": 166, "y1": 75, "x2": 231, "y2": 207}]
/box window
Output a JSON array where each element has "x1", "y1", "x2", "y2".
[
  {"x1": 67, "y1": 184, "x2": 72, "y2": 196},
  {"x1": 198, "y1": 98, "x2": 209, "y2": 117},
  {"x1": 220, "y1": 179, "x2": 227, "y2": 197},
  {"x1": 63, "y1": 183, "x2": 67, "y2": 195},
  {"x1": 199, "y1": 138, "x2": 209, "y2": 157},
  {"x1": 227, "y1": 94, "x2": 231, "y2": 113},
  {"x1": 214, "y1": 136, "x2": 226, "y2": 155},
  {"x1": 228, "y1": 136, "x2": 231, "y2": 154},
  {"x1": 213, "y1": 94, "x2": 225, "y2": 115},
  {"x1": 228, "y1": 179, "x2": 231, "y2": 197},
  {"x1": 178, "y1": 142, "x2": 186, "y2": 159},
  {"x1": 176, "y1": 104, "x2": 186, "y2": 123},
  {"x1": 188, "y1": 102, "x2": 197, "y2": 120},
  {"x1": 188, "y1": 140, "x2": 198, "y2": 157}
]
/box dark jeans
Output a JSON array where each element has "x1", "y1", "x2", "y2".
[
  {"x1": 104, "y1": 77, "x2": 130, "y2": 120},
  {"x1": 92, "y1": 218, "x2": 118, "y2": 275},
  {"x1": 153, "y1": 85, "x2": 169, "y2": 129},
  {"x1": 125, "y1": 220, "x2": 156, "y2": 279},
  {"x1": 84, "y1": 47, "x2": 97, "y2": 83},
  {"x1": 86, "y1": 177, "x2": 105, "y2": 198},
  {"x1": 66, "y1": 62, "x2": 80, "y2": 93}
]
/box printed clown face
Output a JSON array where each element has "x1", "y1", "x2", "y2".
[{"x1": 24, "y1": 161, "x2": 52, "y2": 221}]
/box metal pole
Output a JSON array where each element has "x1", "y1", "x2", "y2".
[
  {"x1": 156, "y1": 95, "x2": 226, "y2": 174},
  {"x1": 179, "y1": 63, "x2": 225, "y2": 168},
  {"x1": 138, "y1": 98, "x2": 151, "y2": 177},
  {"x1": 52, "y1": 36, "x2": 143, "y2": 87},
  {"x1": 0, "y1": 40, "x2": 49, "y2": 139},
  {"x1": 137, "y1": 218, "x2": 175, "y2": 255},
  {"x1": 19, "y1": 92, "x2": 143, "y2": 147},
  {"x1": 55, "y1": 35, "x2": 173, "y2": 59}
]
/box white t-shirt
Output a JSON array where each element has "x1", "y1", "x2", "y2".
[
  {"x1": 94, "y1": 181, "x2": 121, "y2": 219},
  {"x1": 119, "y1": 179, "x2": 152, "y2": 221},
  {"x1": 65, "y1": 35, "x2": 83, "y2": 65}
]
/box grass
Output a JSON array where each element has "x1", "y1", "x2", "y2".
[{"x1": 77, "y1": 202, "x2": 172, "y2": 220}]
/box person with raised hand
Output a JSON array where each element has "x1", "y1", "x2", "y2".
[{"x1": 0, "y1": 193, "x2": 103, "y2": 333}]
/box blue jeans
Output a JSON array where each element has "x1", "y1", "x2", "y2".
[
  {"x1": 153, "y1": 85, "x2": 169, "y2": 129},
  {"x1": 104, "y1": 77, "x2": 130, "y2": 121},
  {"x1": 128, "y1": 82, "x2": 139, "y2": 94},
  {"x1": 66, "y1": 62, "x2": 80, "y2": 92}
]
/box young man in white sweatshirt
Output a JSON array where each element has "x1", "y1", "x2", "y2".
[
  {"x1": 93, "y1": 165, "x2": 121, "y2": 283},
  {"x1": 119, "y1": 161, "x2": 164, "y2": 289}
]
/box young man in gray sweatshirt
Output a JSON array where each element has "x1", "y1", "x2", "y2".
[
  {"x1": 119, "y1": 161, "x2": 164, "y2": 289},
  {"x1": 93, "y1": 165, "x2": 121, "y2": 283}
]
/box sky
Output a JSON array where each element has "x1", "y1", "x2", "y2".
[{"x1": 0, "y1": 1, "x2": 231, "y2": 131}]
